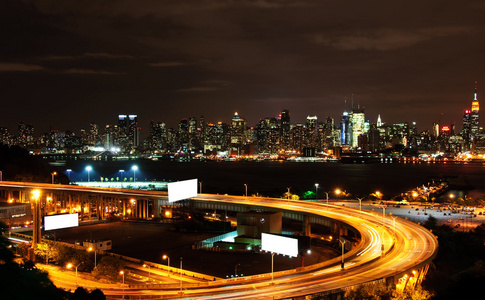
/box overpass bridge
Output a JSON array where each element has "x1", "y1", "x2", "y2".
[{"x1": 0, "y1": 181, "x2": 438, "y2": 299}]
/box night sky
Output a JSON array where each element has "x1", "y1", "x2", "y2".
[{"x1": 1, "y1": 1, "x2": 485, "y2": 136}]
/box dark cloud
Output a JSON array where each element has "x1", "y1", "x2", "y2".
[{"x1": 1, "y1": 0, "x2": 484, "y2": 135}]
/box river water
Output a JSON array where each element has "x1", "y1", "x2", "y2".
[{"x1": 57, "y1": 160, "x2": 485, "y2": 200}]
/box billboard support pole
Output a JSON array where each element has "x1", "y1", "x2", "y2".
[{"x1": 271, "y1": 252, "x2": 275, "y2": 284}]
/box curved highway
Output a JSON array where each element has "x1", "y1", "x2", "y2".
[{"x1": 1, "y1": 182, "x2": 438, "y2": 299}]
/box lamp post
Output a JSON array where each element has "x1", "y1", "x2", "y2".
[
  {"x1": 119, "y1": 170, "x2": 124, "y2": 187},
  {"x1": 66, "y1": 169, "x2": 72, "y2": 181},
  {"x1": 85, "y1": 166, "x2": 92, "y2": 182},
  {"x1": 391, "y1": 215, "x2": 398, "y2": 238},
  {"x1": 271, "y1": 252, "x2": 276, "y2": 284},
  {"x1": 143, "y1": 264, "x2": 151, "y2": 278},
  {"x1": 51, "y1": 172, "x2": 57, "y2": 184},
  {"x1": 199, "y1": 181, "x2": 202, "y2": 194},
  {"x1": 0, "y1": 170, "x2": 2, "y2": 181},
  {"x1": 180, "y1": 257, "x2": 183, "y2": 293},
  {"x1": 287, "y1": 187, "x2": 291, "y2": 201},
  {"x1": 244, "y1": 184, "x2": 247, "y2": 198},
  {"x1": 88, "y1": 246, "x2": 97, "y2": 269},
  {"x1": 163, "y1": 255, "x2": 170, "y2": 277},
  {"x1": 120, "y1": 270, "x2": 125, "y2": 299},
  {"x1": 132, "y1": 165, "x2": 138, "y2": 182},
  {"x1": 335, "y1": 188, "x2": 346, "y2": 199},
  {"x1": 324, "y1": 191, "x2": 329, "y2": 205},
  {"x1": 235, "y1": 263, "x2": 240, "y2": 277},
  {"x1": 314, "y1": 183, "x2": 319, "y2": 199},
  {"x1": 67, "y1": 262, "x2": 83, "y2": 285},
  {"x1": 357, "y1": 197, "x2": 363, "y2": 211},
  {"x1": 339, "y1": 238, "x2": 346, "y2": 270},
  {"x1": 32, "y1": 190, "x2": 41, "y2": 249}
]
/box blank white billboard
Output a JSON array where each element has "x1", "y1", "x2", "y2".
[
  {"x1": 44, "y1": 213, "x2": 79, "y2": 231},
  {"x1": 261, "y1": 233, "x2": 298, "y2": 257},
  {"x1": 168, "y1": 179, "x2": 198, "y2": 202}
]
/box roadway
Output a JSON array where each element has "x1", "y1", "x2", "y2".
[{"x1": 1, "y1": 182, "x2": 438, "y2": 299}]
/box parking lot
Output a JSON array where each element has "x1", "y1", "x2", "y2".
[{"x1": 337, "y1": 201, "x2": 485, "y2": 231}]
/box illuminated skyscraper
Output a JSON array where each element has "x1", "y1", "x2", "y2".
[
  {"x1": 280, "y1": 109, "x2": 290, "y2": 150},
  {"x1": 305, "y1": 116, "x2": 318, "y2": 148},
  {"x1": 351, "y1": 108, "x2": 365, "y2": 148},
  {"x1": 471, "y1": 81, "x2": 479, "y2": 140},
  {"x1": 118, "y1": 114, "x2": 140, "y2": 150},
  {"x1": 230, "y1": 112, "x2": 247, "y2": 145},
  {"x1": 462, "y1": 109, "x2": 471, "y2": 150},
  {"x1": 340, "y1": 111, "x2": 351, "y2": 146},
  {"x1": 89, "y1": 123, "x2": 99, "y2": 145}
]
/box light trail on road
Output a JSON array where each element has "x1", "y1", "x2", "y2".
[{"x1": 1, "y1": 182, "x2": 438, "y2": 299}]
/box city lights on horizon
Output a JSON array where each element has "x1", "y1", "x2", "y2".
[{"x1": 0, "y1": 81, "x2": 482, "y2": 161}]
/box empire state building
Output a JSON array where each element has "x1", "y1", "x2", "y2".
[{"x1": 471, "y1": 81, "x2": 480, "y2": 140}]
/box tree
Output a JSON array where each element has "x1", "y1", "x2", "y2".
[
  {"x1": 393, "y1": 285, "x2": 433, "y2": 300},
  {"x1": 344, "y1": 283, "x2": 393, "y2": 299},
  {"x1": 422, "y1": 215, "x2": 438, "y2": 232},
  {"x1": 0, "y1": 221, "x2": 65, "y2": 299},
  {"x1": 0, "y1": 221, "x2": 14, "y2": 264},
  {"x1": 96, "y1": 256, "x2": 125, "y2": 280}
]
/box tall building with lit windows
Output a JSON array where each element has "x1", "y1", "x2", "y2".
[
  {"x1": 230, "y1": 112, "x2": 247, "y2": 145},
  {"x1": 351, "y1": 108, "x2": 365, "y2": 148},
  {"x1": 462, "y1": 109, "x2": 471, "y2": 150},
  {"x1": 17, "y1": 121, "x2": 34, "y2": 147},
  {"x1": 471, "y1": 81, "x2": 479, "y2": 140},
  {"x1": 305, "y1": 116, "x2": 318, "y2": 148},
  {"x1": 280, "y1": 109, "x2": 291, "y2": 150},
  {"x1": 340, "y1": 111, "x2": 351, "y2": 146},
  {"x1": 118, "y1": 114, "x2": 140, "y2": 150}
]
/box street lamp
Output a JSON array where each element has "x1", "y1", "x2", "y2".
[
  {"x1": 143, "y1": 264, "x2": 151, "y2": 278},
  {"x1": 315, "y1": 183, "x2": 319, "y2": 200},
  {"x1": 119, "y1": 169, "x2": 125, "y2": 187},
  {"x1": 244, "y1": 184, "x2": 248, "y2": 198},
  {"x1": 235, "y1": 263, "x2": 241, "y2": 277},
  {"x1": 51, "y1": 172, "x2": 57, "y2": 184},
  {"x1": 357, "y1": 197, "x2": 363, "y2": 211},
  {"x1": 339, "y1": 238, "x2": 346, "y2": 270},
  {"x1": 120, "y1": 270, "x2": 125, "y2": 299},
  {"x1": 66, "y1": 169, "x2": 72, "y2": 181},
  {"x1": 391, "y1": 215, "x2": 398, "y2": 237},
  {"x1": 67, "y1": 262, "x2": 83, "y2": 285},
  {"x1": 85, "y1": 166, "x2": 92, "y2": 182},
  {"x1": 180, "y1": 257, "x2": 183, "y2": 293},
  {"x1": 287, "y1": 187, "x2": 291, "y2": 201},
  {"x1": 381, "y1": 205, "x2": 386, "y2": 219},
  {"x1": 271, "y1": 252, "x2": 276, "y2": 284},
  {"x1": 87, "y1": 246, "x2": 97, "y2": 269},
  {"x1": 162, "y1": 254, "x2": 170, "y2": 277},
  {"x1": 131, "y1": 165, "x2": 138, "y2": 182},
  {"x1": 449, "y1": 193, "x2": 455, "y2": 207},
  {"x1": 32, "y1": 189, "x2": 41, "y2": 249},
  {"x1": 335, "y1": 188, "x2": 346, "y2": 199}
]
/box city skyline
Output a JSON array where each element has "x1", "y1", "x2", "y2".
[{"x1": 1, "y1": 1, "x2": 484, "y2": 133}]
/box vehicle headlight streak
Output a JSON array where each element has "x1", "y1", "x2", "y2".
[{"x1": 357, "y1": 223, "x2": 381, "y2": 257}]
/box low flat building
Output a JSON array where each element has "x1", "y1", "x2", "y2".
[
  {"x1": 83, "y1": 239, "x2": 112, "y2": 251},
  {"x1": 0, "y1": 201, "x2": 31, "y2": 227}
]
